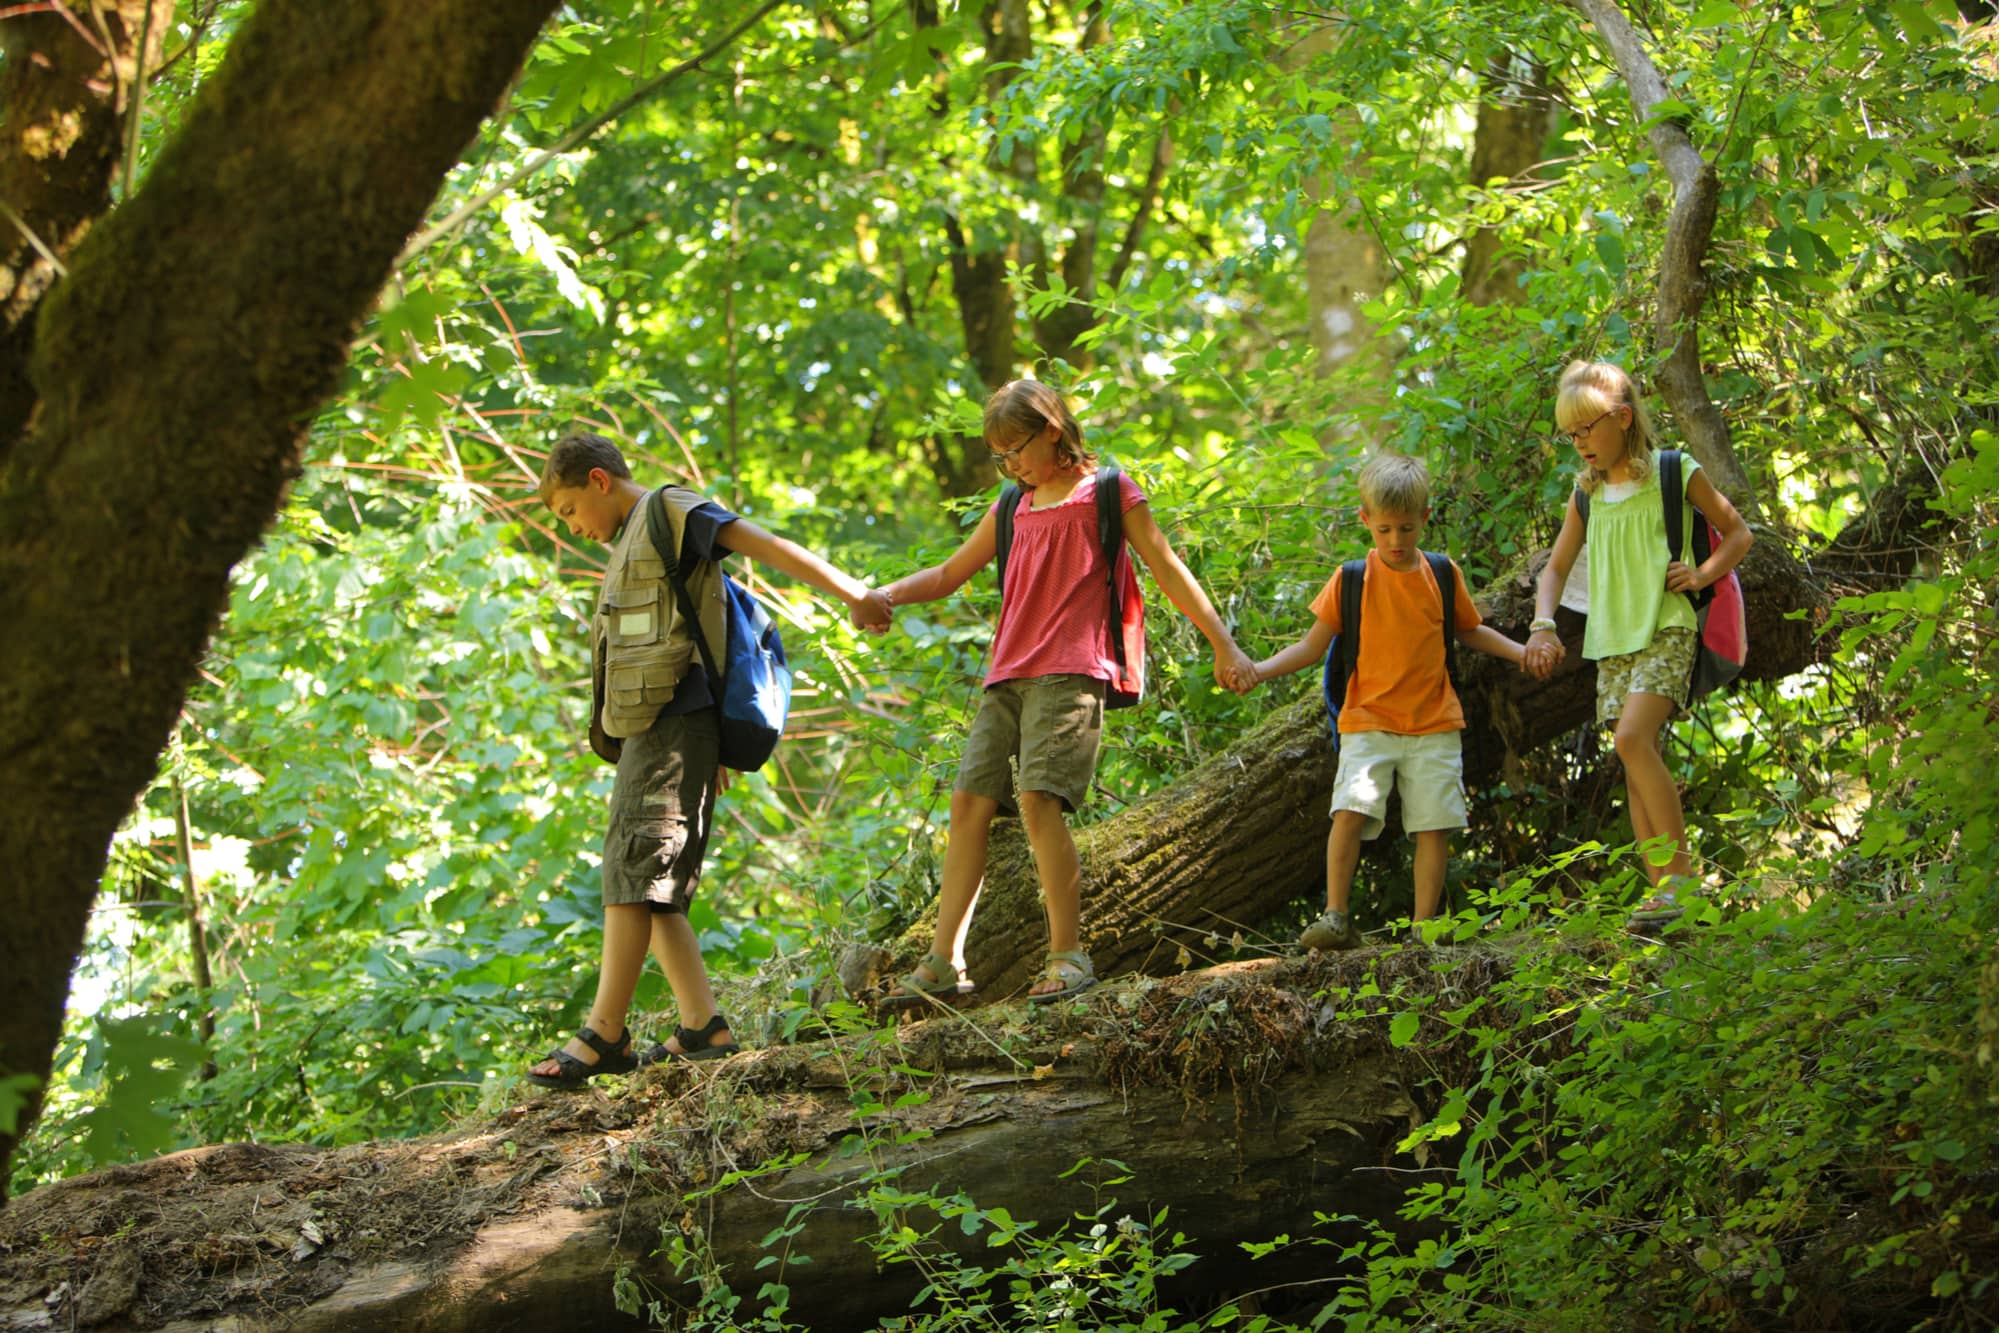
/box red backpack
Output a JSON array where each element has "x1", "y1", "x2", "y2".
[
  {"x1": 993, "y1": 464, "x2": 1145, "y2": 708},
  {"x1": 1574, "y1": 449, "x2": 1746, "y2": 699}
]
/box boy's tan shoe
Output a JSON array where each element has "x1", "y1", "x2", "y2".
[{"x1": 1300, "y1": 909, "x2": 1360, "y2": 952}]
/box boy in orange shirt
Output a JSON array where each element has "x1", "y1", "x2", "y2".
[{"x1": 1238, "y1": 454, "x2": 1528, "y2": 948}]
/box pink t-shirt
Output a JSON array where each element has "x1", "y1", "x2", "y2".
[{"x1": 986, "y1": 471, "x2": 1147, "y2": 687}]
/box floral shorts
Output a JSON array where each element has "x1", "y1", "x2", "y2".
[{"x1": 1595, "y1": 626, "x2": 1697, "y2": 725}]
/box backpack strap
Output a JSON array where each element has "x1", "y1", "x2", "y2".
[
  {"x1": 1657, "y1": 449, "x2": 1715, "y2": 611},
  {"x1": 1423, "y1": 551, "x2": 1462, "y2": 698},
  {"x1": 647, "y1": 487, "x2": 723, "y2": 687},
  {"x1": 992, "y1": 482, "x2": 1025, "y2": 595},
  {"x1": 1338, "y1": 556, "x2": 1367, "y2": 684},
  {"x1": 1574, "y1": 486, "x2": 1589, "y2": 527},
  {"x1": 1095, "y1": 465, "x2": 1129, "y2": 674}
]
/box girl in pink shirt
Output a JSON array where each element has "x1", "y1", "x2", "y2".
[{"x1": 875, "y1": 381, "x2": 1253, "y2": 1003}]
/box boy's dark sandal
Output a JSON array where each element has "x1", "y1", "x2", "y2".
[
  {"x1": 525, "y1": 1024, "x2": 637, "y2": 1089},
  {"x1": 637, "y1": 1012, "x2": 741, "y2": 1065}
]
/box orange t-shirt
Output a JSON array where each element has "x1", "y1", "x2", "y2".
[{"x1": 1310, "y1": 551, "x2": 1481, "y2": 735}]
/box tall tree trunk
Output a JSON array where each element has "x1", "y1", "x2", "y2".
[
  {"x1": 1282, "y1": 21, "x2": 1392, "y2": 449},
  {"x1": 1570, "y1": 0, "x2": 1755, "y2": 507},
  {"x1": 0, "y1": 0, "x2": 562, "y2": 1196},
  {"x1": 0, "y1": 1, "x2": 174, "y2": 452},
  {"x1": 1461, "y1": 53, "x2": 1557, "y2": 307}
]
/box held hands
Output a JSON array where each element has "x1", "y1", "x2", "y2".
[
  {"x1": 1664, "y1": 561, "x2": 1707, "y2": 595},
  {"x1": 1216, "y1": 646, "x2": 1260, "y2": 695},
  {"x1": 1522, "y1": 630, "x2": 1563, "y2": 681},
  {"x1": 849, "y1": 586, "x2": 894, "y2": 634}
]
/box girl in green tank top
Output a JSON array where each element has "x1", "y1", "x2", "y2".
[{"x1": 1521, "y1": 361, "x2": 1753, "y2": 924}]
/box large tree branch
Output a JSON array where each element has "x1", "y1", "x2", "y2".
[
  {"x1": 0, "y1": 0, "x2": 173, "y2": 455},
  {"x1": 1570, "y1": 0, "x2": 1755, "y2": 507},
  {"x1": 0, "y1": 0, "x2": 561, "y2": 1194}
]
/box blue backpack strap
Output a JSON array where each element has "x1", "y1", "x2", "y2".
[
  {"x1": 1424, "y1": 551, "x2": 1462, "y2": 699},
  {"x1": 648, "y1": 486, "x2": 723, "y2": 687},
  {"x1": 1322, "y1": 557, "x2": 1368, "y2": 746},
  {"x1": 1095, "y1": 464, "x2": 1127, "y2": 670},
  {"x1": 992, "y1": 482, "x2": 1024, "y2": 595}
]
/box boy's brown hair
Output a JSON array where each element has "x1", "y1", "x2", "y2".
[
  {"x1": 1356, "y1": 452, "x2": 1430, "y2": 516},
  {"x1": 538, "y1": 432, "x2": 631, "y2": 506},
  {"x1": 983, "y1": 380, "x2": 1096, "y2": 472}
]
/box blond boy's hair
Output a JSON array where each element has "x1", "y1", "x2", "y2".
[
  {"x1": 983, "y1": 379, "x2": 1097, "y2": 472},
  {"x1": 538, "y1": 432, "x2": 632, "y2": 506},
  {"x1": 1357, "y1": 452, "x2": 1430, "y2": 516},
  {"x1": 1555, "y1": 360, "x2": 1658, "y2": 494}
]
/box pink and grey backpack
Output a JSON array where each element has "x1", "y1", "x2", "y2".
[{"x1": 1574, "y1": 449, "x2": 1746, "y2": 699}]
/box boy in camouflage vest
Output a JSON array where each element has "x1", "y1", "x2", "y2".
[{"x1": 525, "y1": 433, "x2": 890, "y2": 1086}]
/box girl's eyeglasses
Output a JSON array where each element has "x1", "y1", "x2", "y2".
[
  {"x1": 1560, "y1": 407, "x2": 1619, "y2": 445},
  {"x1": 989, "y1": 416, "x2": 1046, "y2": 467}
]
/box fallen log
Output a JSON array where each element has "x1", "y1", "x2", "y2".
[
  {"x1": 0, "y1": 950, "x2": 1501, "y2": 1333},
  {"x1": 900, "y1": 533, "x2": 1825, "y2": 998}
]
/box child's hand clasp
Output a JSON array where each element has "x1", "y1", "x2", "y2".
[
  {"x1": 851, "y1": 587, "x2": 894, "y2": 633},
  {"x1": 1664, "y1": 561, "x2": 1705, "y2": 594}
]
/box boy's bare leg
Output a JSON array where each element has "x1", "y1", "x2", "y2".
[
  {"x1": 529, "y1": 902, "x2": 651, "y2": 1076},
  {"x1": 1613, "y1": 693, "x2": 1692, "y2": 886},
  {"x1": 650, "y1": 910, "x2": 733, "y2": 1053},
  {"x1": 1325, "y1": 810, "x2": 1368, "y2": 913},
  {"x1": 896, "y1": 789, "x2": 1003, "y2": 992},
  {"x1": 1412, "y1": 830, "x2": 1448, "y2": 921},
  {"x1": 1019, "y1": 790, "x2": 1081, "y2": 995}
]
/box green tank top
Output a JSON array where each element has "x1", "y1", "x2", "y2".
[{"x1": 1581, "y1": 458, "x2": 1701, "y2": 660}]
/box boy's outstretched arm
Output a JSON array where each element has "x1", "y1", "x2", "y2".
[
  {"x1": 1457, "y1": 623, "x2": 1527, "y2": 669},
  {"x1": 1121, "y1": 503, "x2": 1256, "y2": 690},
  {"x1": 878, "y1": 508, "x2": 1000, "y2": 609},
  {"x1": 719, "y1": 519, "x2": 891, "y2": 629},
  {"x1": 1247, "y1": 617, "x2": 1336, "y2": 688}
]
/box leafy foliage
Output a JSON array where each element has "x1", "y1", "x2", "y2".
[{"x1": 16, "y1": 0, "x2": 1995, "y2": 1326}]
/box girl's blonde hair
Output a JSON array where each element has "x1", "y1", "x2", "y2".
[
  {"x1": 983, "y1": 379, "x2": 1096, "y2": 472},
  {"x1": 1556, "y1": 360, "x2": 1656, "y2": 494}
]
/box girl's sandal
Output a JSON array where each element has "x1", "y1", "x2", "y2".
[
  {"x1": 1028, "y1": 949, "x2": 1097, "y2": 1005},
  {"x1": 524, "y1": 1024, "x2": 637, "y2": 1089},
  {"x1": 637, "y1": 1012, "x2": 741, "y2": 1066},
  {"x1": 1628, "y1": 884, "x2": 1688, "y2": 925},
  {"x1": 880, "y1": 952, "x2": 972, "y2": 1009}
]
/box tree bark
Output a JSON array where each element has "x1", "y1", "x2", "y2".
[
  {"x1": 898, "y1": 532, "x2": 1827, "y2": 997},
  {"x1": 0, "y1": 0, "x2": 561, "y2": 1195},
  {"x1": 1569, "y1": 0, "x2": 1755, "y2": 506},
  {"x1": 0, "y1": 957, "x2": 1436, "y2": 1331},
  {"x1": 0, "y1": 1, "x2": 174, "y2": 455}
]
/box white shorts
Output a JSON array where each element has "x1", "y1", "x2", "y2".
[{"x1": 1330, "y1": 729, "x2": 1467, "y2": 841}]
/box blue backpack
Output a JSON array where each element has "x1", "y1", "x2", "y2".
[
  {"x1": 646, "y1": 488, "x2": 793, "y2": 771},
  {"x1": 1321, "y1": 551, "x2": 1461, "y2": 756}
]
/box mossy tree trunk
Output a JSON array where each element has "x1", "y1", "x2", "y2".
[
  {"x1": 0, "y1": 0, "x2": 563, "y2": 1195},
  {"x1": 0, "y1": 957, "x2": 1445, "y2": 1331}
]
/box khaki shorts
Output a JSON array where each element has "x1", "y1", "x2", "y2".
[
  {"x1": 1330, "y1": 729, "x2": 1467, "y2": 841},
  {"x1": 602, "y1": 709, "x2": 718, "y2": 912},
  {"x1": 954, "y1": 674, "x2": 1106, "y2": 815},
  {"x1": 1595, "y1": 626, "x2": 1697, "y2": 725}
]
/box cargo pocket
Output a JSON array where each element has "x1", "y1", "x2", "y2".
[
  {"x1": 603, "y1": 577, "x2": 667, "y2": 648},
  {"x1": 621, "y1": 816, "x2": 691, "y2": 908},
  {"x1": 608, "y1": 648, "x2": 691, "y2": 713}
]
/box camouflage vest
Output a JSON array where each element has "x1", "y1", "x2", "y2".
[{"x1": 590, "y1": 486, "x2": 728, "y2": 749}]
